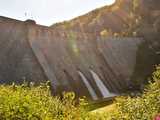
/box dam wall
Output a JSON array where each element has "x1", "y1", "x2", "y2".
[
  {"x1": 0, "y1": 16, "x2": 47, "y2": 84},
  {"x1": 0, "y1": 16, "x2": 157, "y2": 100}
]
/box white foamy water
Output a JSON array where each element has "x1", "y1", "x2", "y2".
[
  {"x1": 90, "y1": 70, "x2": 116, "y2": 98},
  {"x1": 78, "y1": 71, "x2": 98, "y2": 100}
]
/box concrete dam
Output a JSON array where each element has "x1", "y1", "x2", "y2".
[{"x1": 0, "y1": 16, "x2": 158, "y2": 100}]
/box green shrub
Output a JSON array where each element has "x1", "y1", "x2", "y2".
[
  {"x1": 108, "y1": 66, "x2": 160, "y2": 120},
  {"x1": 0, "y1": 83, "x2": 87, "y2": 120},
  {"x1": 0, "y1": 66, "x2": 160, "y2": 120}
]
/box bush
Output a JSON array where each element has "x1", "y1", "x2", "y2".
[
  {"x1": 108, "y1": 66, "x2": 160, "y2": 120},
  {"x1": 0, "y1": 66, "x2": 159, "y2": 120},
  {"x1": 0, "y1": 83, "x2": 87, "y2": 120}
]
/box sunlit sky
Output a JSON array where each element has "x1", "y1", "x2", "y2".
[{"x1": 0, "y1": 0, "x2": 115, "y2": 26}]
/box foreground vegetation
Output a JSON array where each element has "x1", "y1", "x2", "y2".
[
  {"x1": 0, "y1": 66, "x2": 160, "y2": 120},
  {"x1": 0, "y1": 83, "x2": 88, "y2": 120},
  {"x1": 106, "y1": 66, "x2": 160, "y2": 120}
]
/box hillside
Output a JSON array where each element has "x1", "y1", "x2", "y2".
[
  {"x1": 51, "y1": 0, "x2": 160, "y2": 37},
  {"x1": 51, "y1": 0, "x2": 132, "y2": 35}
]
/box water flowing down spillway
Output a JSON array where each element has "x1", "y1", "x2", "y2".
[
  {"x1": 90, "y1": 70, "x2": 116, "y2": 98},
  {"x1": 78, "y1": 71, "x2": 98, "y2": 100}
]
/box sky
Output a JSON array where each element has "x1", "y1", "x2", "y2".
[{"x1": 0, "y1": 0, "x2": 115, "y2": 26}]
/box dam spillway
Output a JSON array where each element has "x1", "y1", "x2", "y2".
[{"x1": 0, "y1": 16, "x2": 157, "y2": 100}]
